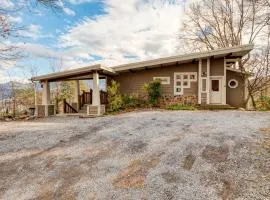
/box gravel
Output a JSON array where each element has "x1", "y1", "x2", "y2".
[{"x1": 0, "y1": 110, "x2": 269, "y2": 199}]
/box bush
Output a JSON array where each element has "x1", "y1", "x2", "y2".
[
  {"x1": 107, "y1": 81, "x2": 123, "y2": 112},
  {"x1": 167, "y1": 104, "x2": 196, "y2": 110},
  {"x1": 122, "y1": 94, "x2": 139, "y2": 108},
  {"x1": 256, "y1": 96, "x2": 270, "y2": 111},
  {"x1": 144, "y1": 80, "x2": 161, "y2": 106}
]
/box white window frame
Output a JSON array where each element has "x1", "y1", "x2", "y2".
[
  {"x1": 174, "y1": 73, "x2": 183, "y2": 95},
  {"x1": 228, "y1": 79, "x2": 238, "y2": 88},
  {"x1": 153, "y1": 77, "x2": 170, "y2": 85},
  {"x1": 189, "y1": 72, "x2": 197, "y2": 82},
  {"x1": 174, "y1": 72, "x2": 197, "y2": 95}
]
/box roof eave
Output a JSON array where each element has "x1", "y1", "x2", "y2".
[
  {"x1": 113, "y1": 44, "x2": 254, "y2": 72},
  {"x1": 31, "y1": 64, "x2": 116, "y2": 82}
]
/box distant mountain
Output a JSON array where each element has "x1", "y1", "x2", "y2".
[{"x1": 0, "y1": 81, "x2": 32, "y2": 100}]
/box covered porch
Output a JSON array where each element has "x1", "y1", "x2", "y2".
[{"x1": 31, "y1": 64, "x2": 115, "y2": 117}]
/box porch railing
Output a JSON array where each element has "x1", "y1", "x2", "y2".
[
  {"x1": 78, "y1": 89, "x2": 108, "y2": 110},
  {"x1": 63, "y1": 99, "x2": 78, "y2": 114}
]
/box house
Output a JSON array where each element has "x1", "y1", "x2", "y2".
[{"x1": 31, "y1": 44, "x2": 253, "y2": 116}]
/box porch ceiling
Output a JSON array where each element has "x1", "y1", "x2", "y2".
[{"x1": 31, "y1": 64, "x2": 115, "y2": 82}]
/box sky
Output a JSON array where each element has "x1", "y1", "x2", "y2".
[{"x1": 0, "y1": 0, "x2": 188, "y2": 83}]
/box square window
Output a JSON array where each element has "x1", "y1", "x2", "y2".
[
  {"x1": 176, "y1": 75, "x2": 181, "y2": 79},
  {"x1": 176, "y1": 81, "x2": 181, "y2": 86},
  {"x1": 183, "y1": 81, "x2": 188, "y2": 86},
  {"x1": 183, "y1": 75, "x2": 188, "y2": 80},
  {"x1": 190, "y1": 74, "x2": 195, "y2": 80}
]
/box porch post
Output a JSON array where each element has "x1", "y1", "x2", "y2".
[
  {"x1": 198, "y1": 59, "x2": 202, "y2": 104},
  {"x1": 34, "y1": 82, "x2": 38, "y2": 116},
  {"x1": 42, "y1": 80, "x2": 50, "y2": 116},
  {"x1": 74, "y1": 80, "x2": 80, "y2": 110},
  {"x1": 206, "y1": 57, "x2": 210, "y2": 104},
  {"x1": 92, "y1": 72, "x2": 101, "y2": 106},
  {"x1": 223, "y1": 58, "x2": 227, "y2": 105}
]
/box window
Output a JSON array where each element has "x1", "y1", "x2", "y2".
[
  {"x1": 183, "y1": 81, "x2": 189, "y2": 87},
  {"x1": 212, "y1": 80, "x2": 219, "y2": 91},
  {"x1": 228, "y1": 79, "x2": 238, "y2": 88},
  {"x1": 176, "y1": 81, "x2": 181, "y2": 86},
  {"x1": 190, "y1": 74, "x2": 196, "y2": 80},
  {"x1": 174, "y1": 72, "x2": 197, "y2": 95},
  {"x1": 202, "y1": 79, "x2": 207, "y2": 92}
]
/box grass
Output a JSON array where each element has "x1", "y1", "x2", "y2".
[{"x1": 166, "y1": 104, "x2": 197, "y2": 111}]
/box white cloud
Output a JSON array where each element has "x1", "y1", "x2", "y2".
[
  {"x1": 0, "y1": 0, "x2": 14, "y2": 10},
  {"x1": 56, "y1": 0, "x2": 76, "y2": 16},
  {"x1": 8, "y1": 16, "x2": 23, "y2": 23},
  {"x1": 0, "y1": 70, "x2": 29, "y2": 83},
  {"x1": 59, "y1": 0, "x2": 186, "y2": 66},
  {"x1": 18, "y1": 24, "x2": 53, "y2": 40},
  {"x1": 63, "y1": 7, "x2": 76, "y2": 16},
  {"x1": 1, "y1": 0, "x2": 187, "y2": 82},
  {"x1": 68, "y1": 0, "x2": 94, "y2": 4}
]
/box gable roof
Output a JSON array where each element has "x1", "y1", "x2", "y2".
[{"x1": 31, "y1": 44, "x2": 253, "y2": 82}]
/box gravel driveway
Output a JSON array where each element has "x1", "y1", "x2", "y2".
[{"x1": 0, "y1": 111, "x2": 269, "y2": 200}]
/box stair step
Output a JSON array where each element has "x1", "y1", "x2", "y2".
[{"x1": 199, "y1": 104, "x2": 236, "y2": 110}]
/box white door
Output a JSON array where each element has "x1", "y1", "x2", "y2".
[{"x1": 210, "y1": 77, "x2": 222, "y2": 104}]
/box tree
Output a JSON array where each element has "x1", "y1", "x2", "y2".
[
  {"x1": 0, "y1": 0, "x2": 61, "y2": 68},
  {"x1": 179, "y1": 0, "x2": 270, "y2": 108}
]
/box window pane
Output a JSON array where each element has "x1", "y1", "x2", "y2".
[
  {"x1": 176, "y1": 75, "x2": 181, "y2": 79},
  {"x1": 176, "y1": 88, "x2": 181, "y2": 92},
  {"x1": 176, "y1": 81, "x2": 181, "y2": 86},
  {"x1": 229, "y1": 81, "x2": 236, "y2": 87},
  {"x1": 183, "y1": 75, "x2": 188, "y2": 80},
  {"x1": 202, "y1": 79, "x2": 206, "y2": 91},
  {"x1": 212, "y1": 80, "x2": 219, "y2": 91},
  {"x1": 190, "y1": 75, "x2": 195, "y2": 80},
  {"x1": 183, "y1": 81, "x2": 188, "y2": 86}
]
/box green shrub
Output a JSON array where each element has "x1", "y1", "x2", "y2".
[
  {"x1": 256, "y1": 96, "x2": 270, "y2": 111},
  {"x1": 122, "y1": 94, "x2": 139, "y2": 108},
  {"x1": 143, "y1": 80, "x2": 161, "y2": 106},
  {"x1": 107, "y1": 80, "x2": 123, "y2": 112},
  {"x1": 167, "y1": 104, "x2": 196, "y2": 110}
]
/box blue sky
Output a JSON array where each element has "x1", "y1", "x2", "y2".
[{"x1": 0, "y1": 0, "x2": 187, "y2": 82}]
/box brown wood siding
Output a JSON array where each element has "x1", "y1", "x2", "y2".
[
  {"x1": 113, "y1": 62, "x2": 198, "y2": 97},
  {"x1": 210, "y1": 58, "x2": 224, "y2": 76},
  {"x1": 226, "y1": 70, "x2": 245, "y2": 107}
]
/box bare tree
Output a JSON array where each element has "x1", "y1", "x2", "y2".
[
  {"x1": 0, "y1": 0, "x2": 61, "y2": 68},
  {"x1": 179, "y1": 0, "x2": 270, "y2": 108}
]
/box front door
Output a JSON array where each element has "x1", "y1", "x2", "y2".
[{"x1": 210, "y1": 77, "x2": 222, "y2": 104}]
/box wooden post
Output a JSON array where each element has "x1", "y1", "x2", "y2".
[{"x1": 63, "y1": 98, "x2": 66, "y2": 113}]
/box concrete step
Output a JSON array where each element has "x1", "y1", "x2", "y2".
[
  {"x1": 78, "y1": 109, "x2": 87, "y2": 113},
  {"x1": 199, "y1": 104, "x2": 236, "y2": 110}
]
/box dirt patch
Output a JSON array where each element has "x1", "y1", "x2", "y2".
[
  {"x1": 36, "y1": 179, "x2": 57, "y2": 200},
  {"x1": 182, "y1": 154, "x2": 196, "y2": 170},
  {"x1": 219, "y1": 179, "x2": 234, "y2": 200},
  {"x1": 53, "y1": 165, "x2": 83, "y2": 200},
  {"x1": 168, "y1": 134, "x2": 184, "y2": 144},
  {"x1": 259, "y1": 128, "x2": 270, "y2": 150},
  {"x1": 161, "y1": 172, "x2": 180, "y2": 183},
  {"x1": 0, "y1": 135, "x2": 15, "y2": 141},
  {"x1": 126, "y1": 140, "x2": 148, "y2": 154},
  {"x1": 112, "y1": 155, "x2": 160, "y2": 189},
  {"x1": 202, "y1": 145, "x2": 229, "y2": 163}
]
